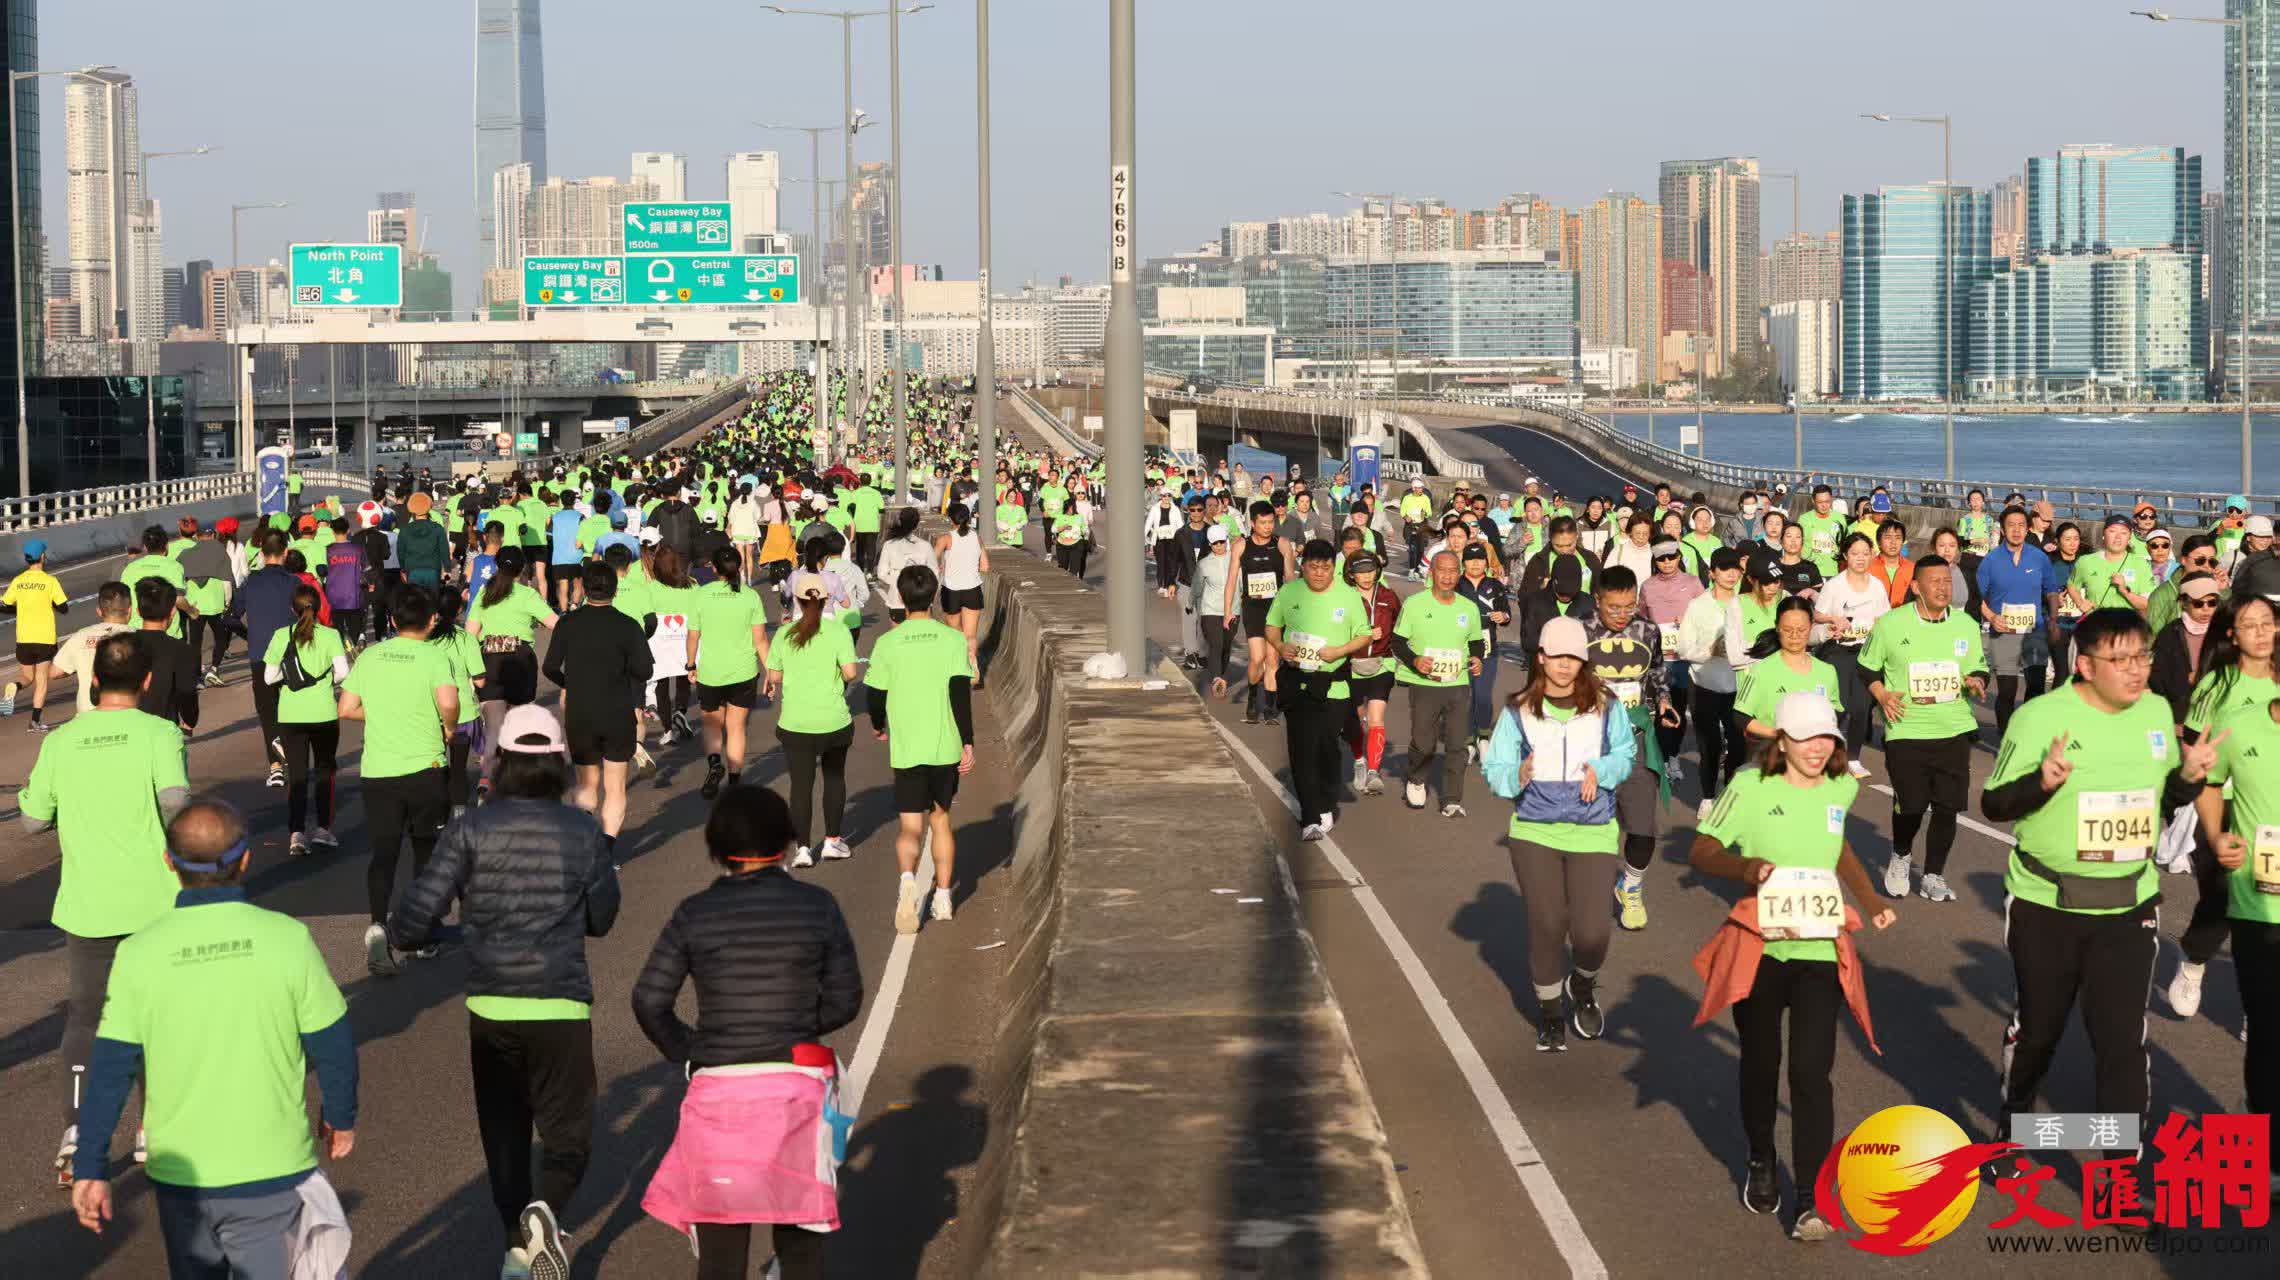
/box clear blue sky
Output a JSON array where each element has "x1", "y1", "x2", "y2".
[{"x1": 35, "y1": 0, "x2": 2227, "y2": 308}]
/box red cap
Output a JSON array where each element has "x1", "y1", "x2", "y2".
[{"x1": 214, "y1": 517, "x2": 239, "y2": 536}]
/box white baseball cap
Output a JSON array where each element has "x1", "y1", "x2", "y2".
[
  {"x1": 1536, "y1": 615, "x2": 1588, "y2": 660},
  {"x1": 637, "y1": 527, "x2": 663, "y2": 546},
  {"x1": 1775, "y1": 690, "x2": 1844, "y2": 744},
  {"x1": 1206, "y1": 525, "x2": 1230, "y2": 545},
  {"x1": 498, "y1": 705, "x2": 569, "y2": 758},
  {"x1": 2248, "y1": 515, "x2": 2276, "y2": 538}
]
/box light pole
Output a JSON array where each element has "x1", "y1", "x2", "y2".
[
  {"x1": 2135, "y1": 8, "x2": 2254, "y2": 493},
  {"x1": 137, "y1": 145, "x2": 216, "y2": 482},
  {"x1": 1106, "y1": 0, "x2": 1144, "y2": 672},
  {"x1": 757, "y1": 120, "x2": 848, "y2": 454},
  {"x1": 974, "y1": 0, "x2": 996, "y2": 495},
  {"x1": 1764, "y1": 168, "x2": 1804, "y2": 470},
  {"x1": 1864, "y1": 111, "x2": 1956, "y2": 481},
  {"x1": 229, "y1": 201, "x2": 291, "y2": 470},
  {"x1": 8, "y1": 64, "x2": 116, "y2": 498}
]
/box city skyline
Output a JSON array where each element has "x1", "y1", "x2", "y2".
[{"x1": 29, "y1": 0, "x2": 2232, "y2": 305}]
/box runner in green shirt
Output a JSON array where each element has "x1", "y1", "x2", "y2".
[
  {"x1": 766, "y1": 573, "x2": 862, "y2": 864},
  {"x1": 2067, "y1": 516, "x2": 2153, "y2": 615},
  {"x1": 122, "y1": 527, "x2": 190, "y2": 638},
  {"x1": 340, "y1": 588, "x2": 461, "y2": 975},
  {"x1": 687, "y1": 551, "x2": 770, "y2": 800},
  {"x1": 1796, "y1": 486, "x2": 1847, "y2": 576},
  {"x1": 1393, "y1": 551, "x2": 1486, "y2": 814},
  {"x1": 1264, "y1": 541, "x2": 1372, "y2": 838},
  {"x1": 1737, "y1": 598, "x2": 1844, "y2": 739},
  {"x1": 261, "y1": 586, "x2": 349, "y2": 855},
  {"x1": 865, "y1": 565, "x2": 976, "y2": 934},
  {"x1": 1858, "y1": 555, "x2": 1987, "y2": 901},
  {"x1": 2194, "y1": 691, "x2": 2280, "y2": 1112},
  {"x1": 994, "y1": 496, "x2": 1027, "y2": 548}
]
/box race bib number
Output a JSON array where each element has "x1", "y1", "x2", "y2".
[
  {"x1": 1057, "y1": 526, "x2": 1080, "y2": 546},
  {"x1": 2000, "y1": 603, "x2": 2036, "y2": 632},
  {"x1": 1810, "y1": 530, "x2": 1836, "y2": 556},
  {"x1": 2255, "y1": 825, "x2": 2280, "y2": 896},
  {"x1": 1246, "y1": 572, "x2": 1278, "y2": 600},
  {"x1": 2056, "y1": 595, "x2": 2085, "y2": 619},
  {"x1": 1838, "y1": 618, "x2": 1869, "y2": 645},
  {"x1": 2076, "y1": 789, "x2": 2156, "y2": 863},
  {"x1": 1423, "y1": 646, "x2": 1465, "y2": 683},
  {"x1": 1907, "y1": 660, "x2": 1962, "y2": 705},
  {"x1": 1658, "y1": 623, "x2": 1681, "y2": 654},
  {"x1": 1285, "y1": 630, "x2": 1328, "y2": 672},
  {"x1": 1757, "y1": 866, "x2": 1843, "y2": 941},
  {"x1": 1611, "y1": 680, "x2": 1643, "y2": 709}
]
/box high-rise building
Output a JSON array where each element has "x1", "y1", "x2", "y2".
[
  {"x1": 179, "y1": 259, "x2": 210, "y2": 331},
  {"x1": 632, "y1": 151, "x2": 687, "y2": 202},
  {"x1": 529, "y1": 176, "x2": 656, "y2": 255},
  {"x1": 1578, "y1": 193, "x2": 1660, "y2": 389},
  {"x1": 5, "y1": 0, "x2": 39, "y2": 384},
  {"x1": 1840, "y1": 184, "x2": 1994, "y2": 400},
  {"x1": 475, "y1": 0, "x2": 548, "y2": 270},
  {"x1": 1967, "y1": 252, "x2": 2200, "y2": 401},
  {"x1": 64, "y1": 68, "x2": 141, "y2": 341},
  {"x1": 1990, "y1": 174, "x2": 2027, "y2": 265},
  {"x1": 726, "y1": 151, "x2": 780, "y2": 253},
  {"x1": 1767, "y1": 300, "x2": 1839, "y2": 402},
  {"x1": 2227, "y1": 4, "x2": 2280, "y2": 394},
  {"x1": 2023, "y1": 144, "x2": 2201, "y2": 256},
  {"x1": 1326, "y1": 249, "x2": 1577, "y2": 374},
  {"x1": 1039, "y1": 283, "x2": 1109, "y2": 358},
  {"x1": 1658, "y1": 156, "x2": 1761, "y2": 376},
  {"x1": 1767, "y1": 231, "x2": 1842, "y2": 306},
  {"x1": 367, "y1": 193, "x2": 417, "y2": 248},
  {"x1": 199, "y1": 269, "x2": 228, "y2": 339},
  {"x1": 492, "y1": 161, "x2": 533, "y2": 270},
  {"x1": 2205, "y1": 189, "x2": 2231, "y2": 379},
  {"x1": 1221, "y1": 220, "x2": 1269, "y2": 259},
  {"x1": 1240, "y1": 254, "x2": 1331, "y2": 358},
  {"x1": 1271, "y1": 213, "x2": 1343, "y2": 257}
]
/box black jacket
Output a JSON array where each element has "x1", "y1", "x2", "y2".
[
  {"x1": 652, "y1": 500, "x2": 698, "y2": 562},
  {"x1": 1516, "y1": 588, "x2": 1592, "y2": 671},
  {"x1": 2149, "y1": 620, "x2": 2200, "y2": 727},
  {"x1": 230, "y1": 564, "x2": 303, "y2": 670},
  {"x1": 2236, "y1": 547, "x2": 2280, "y2": 606},
  {"x1": 388, "y1": 798, "x2": 619, "y2": 1003},
  {"x1": 632, "y1": 869, "x2": 862, "y2": 1069}
]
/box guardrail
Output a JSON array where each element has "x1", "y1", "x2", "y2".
[
  {"x1": 1394, "y1": 413, "x2": 1486, "y2": 482},
  {"x1": 1007, "y1": 384, "x2": 1104, "y2": 459}
]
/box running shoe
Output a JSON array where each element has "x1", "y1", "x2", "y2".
[
  {"x1": 657, "y1": 729, "x2": 679, "y2": 749},
  {"x1": 202, "y1": 668, "x2": 226, "y2": 689},
  {"x1": 1615, "y1": 878, "x2": 1648, "y2": 931},
  {"x1": 309, "y1": 827, "x2": 338, "y2": 850},
  {"x1": 791, "y1": 845, "x2": 815, "y2": 869},
  {"x1": 1846, "y1": 760, "x2": 1870, "y2": 779},
  {"x1": 1351, "y1": 757, "x2": 1369, "y2": 793},
  {"x1": 0, "y1": 680, "x2": 15, "y2": 716},
  {"x1": 289, "y1": 832, "x2": 310, "y2": 858},
  {"x1": 821, "y1": 837, "x2": 853, "y2": 861},
  {"x1": 1363, "y1": 769, "x2": 1385, "y2": 796},
  {"x1": 1535, "y1": 1001, "x2": 1567, "y2": 1053},
  {"x1": 520, "y1": 1201, "x2": 570, "y2": 1280},
  {"x1": 2169, "y1": 961, "x2": 2205, "y2": 1019},
  {"x1": 1883, "y1": 855, "x2": 1913, "y2": 899},
  {"x1": 894, "y1": 877, "x2": 924, "y2": 935},
  {"x1": 1300, "y1": 821, "x2": 1327, "y2": 842},
  {"x1": 1918, "y1": 872, "x2": 1957, "y2": 903},
  {"x1": 54, "y1": 1125, "x2": 75, "y2": 1186},
  {"x1": 1742, "y1": 1156, "x2": 1780, "y2": 1215},
  {"x1": 1665, "y1": 759, "x2": 1684, "y2": 786},
  {"x1": 1441, "y1": 802, "x2": 1466, "y2": 819},
  {"x1": 930, "y1": 888, "x2": 954, "y2": 922},
  {"x1": 1566, "y1": 972, "x2": 1605, "y2": 1041},
  {"x1": 701, "y1": 763, "x2": 726, "y2": 800},
  {"x1": 1464, "y1": 740, "x2": 1479, "y2": 766},
  {"x1": 30, "y1": 718, "x2": 50, "y2": 732},
  {"x1": 501, "y1": 1249, "x2": 534, "y2": 1280},
  {"x1": 1791, "y1": 1207, "x2": 1831, "y2": 1242},
  {"x1": 365, "y1": 923, "x2": 400, "y2": 978},
  {"x1": 1404, "y1": 781, "x2": 1428, "y2": 810},
  {"x1": 267, "y1": 764, "x2": 286, "y2": 789}
]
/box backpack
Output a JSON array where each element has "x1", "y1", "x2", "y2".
[{"x1": 324, "y1": 541, "x2": 367, "y2": 611}]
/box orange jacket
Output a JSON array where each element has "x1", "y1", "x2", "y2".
[
  {"x1": 1691, "y1": 899, "x2": 1880, "y2": 1055},
  {"x1": 1871, "y1": 554, "x2": 1915, "y2": 607}
]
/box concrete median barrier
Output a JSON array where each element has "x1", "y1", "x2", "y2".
[{"x1": 964, "y1": 545, "x2": 1425, "y2": 1277}]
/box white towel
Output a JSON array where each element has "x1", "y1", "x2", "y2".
[{"x1": 290, "y1": 1170, "x2": 352, "y2": 1280}]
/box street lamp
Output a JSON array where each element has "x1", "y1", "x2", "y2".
[
  {"x1": 756, "y1": 120, "x2": 848, "y2": 454},
  {"x1": 765, "y1": 2, "x2": 932, "y2": 488},
  {"x1": 7, "y1": 64, "x2": 117, "y2": 498},
  {"x1": 1863, "y1": 111, "x2": 1957, "y2": 482},
  {"x1": 136, "y1": 145, "x2": 217, "y2": 482},
  {"x1": 2134, "y1": 7, "x2": 2254, "y2": 494},
  {"x1": 229, "y1": 201, "x2": 291, "y2": 470},
  {"x1": 974, "y1": 0, "x2": 996, "y2": 493}
]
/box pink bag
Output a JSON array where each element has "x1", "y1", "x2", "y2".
[{"x1": 642, "y1": 1063, "x2": 846, "y2": 1235}]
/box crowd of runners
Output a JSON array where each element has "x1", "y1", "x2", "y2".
[{"x1": 8, "y1": 372, "x2": 2280, "y2": 1271}]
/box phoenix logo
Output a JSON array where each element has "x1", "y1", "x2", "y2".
[{"x1": 1814, "y1": 1106, "x2": 2015, "y2": 1256}]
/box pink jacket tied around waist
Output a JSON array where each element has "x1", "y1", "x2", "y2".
[{"x1": 643, "y1": 1061, "x2": 851, "y2": 1236}]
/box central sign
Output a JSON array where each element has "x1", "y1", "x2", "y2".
[{"x1": 623, "y1": 254, "x2": 801, "y2": 306}]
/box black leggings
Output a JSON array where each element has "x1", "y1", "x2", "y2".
[
  {"x1": 280, "y1": 721, "x2": 340, "y2": 833},
  {"x1": 781, "y1": 725, "x2": 853, "y2": 847},
  {"x1": 363, "y1": 770, "x2": 446, "y2": 924},
  {"x1": 1733, "y1": 957, "x2": 1839, "y2": 1194},
  {"x1": 1690, "y1": 684, "x2": 1745, "y2": 801},
  {"x1": 447, "y1": 723, "x2": 475, "y2": 810},
  {"x1": 653, "y1": 675, "x2": 692, "y2": 719},
  {"x1": 693, "y1": 1223, "x2": 823, "y2": 1280},
  {"x1": 1993, "y1": 670, "x2": 2047, "y2": 739},
  {"x1": 1656, "y1": 672, "x2": 1689, "y2": 763},
  {"x1": 1198, "y1": 616, "x2": 1234, "y2": 681}
]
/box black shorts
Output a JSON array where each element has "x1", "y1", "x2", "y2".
[
  {"x1": 939, "y1": 585, "x2": 984, "y2": 614},
  {"x1": 546, "y1": 563, "x2": 582, "y2": 585},
  {"x1": 696, "y1": 677, "x2": 759, "y2": 711},
  {"x1": 1886, "y1": 733, "x2": 1973, "y2": 815},
  {"x1": 480, "y1": 643, "x2": 538, "y2": 705},
  {"x1": 894, "y1": 763, "x2": 961, "y2": 814},
  {"x1": 15, "y1": 642, "x2": 56, "y2": 667},
  {"x1": 1239, "y1": 602, "x2": 1272, "y2": 637},
  {"x1": 567, "y1": 711, "x2": 635, "y2": 765},
  {"x1": 1347, "y1": 669, "x2": 1396, "y2": 703}
]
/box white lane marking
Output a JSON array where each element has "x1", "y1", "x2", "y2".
[
  {"x1": 839, "y1": 826, "x2": 933, "y2": 1118},
  {"x1": 1866, "y1": 781, "x2": 2018, "y2": 846},
  {"x1": 1210, "y1": 720, "x2": 1609, "y2": 1280}
]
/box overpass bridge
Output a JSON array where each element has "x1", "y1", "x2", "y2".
[{"x1": 189, "y1": 380, "x2": 724, "y2": 461}]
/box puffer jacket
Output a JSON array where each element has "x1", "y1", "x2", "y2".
[
  {"x1": 388, "y1": 798, "x2": 619, "y2": 1003},
  {"x1": 632, "y1": 869, "x2": 862, "y2": 1069}
]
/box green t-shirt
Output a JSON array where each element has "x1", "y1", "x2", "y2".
[
  {"x1": 183, "y1": 571, "x2": 230, "y2": 617},
  {"x1": 1506, "y1": 701, "x2": 1619, "y2": 854},
  {"x1": 1700, "y1": 767, "x2": 1859, "y2": 963},
  {"x1": 994, "y1": 501, "x2": 1026, "y2": 547},
  {"x1": 1858, "y1": 605, "x2": 1986, "y2": 742},
  {"x1": 123, "y1": 553, "x2": 189, "y2": 638},
  {"x1": 19, "y1": 708, "x2": 188, "y2": 937},
  {"x1": 470, "y1": 582, "x2": 551, "y2": 644},
  {"x1": 1682, "y1": 531, "x2": 1724, "y2": 573},
  {"x1": 612, "y1": 571, "x2": 655, "y2": 628},
  {"x1": 483, "y1": 506, "x2": 525, "y2": 547},
  {"x1": 1264, "y1": 580, "x2": 1367, "y2": 693},
  {"x1": 467, "y1": 994, "x2": 591, "y2": 1021},
  {"x1": 689, "y1": 581, "x2": 767, "y2": 686},
  {"x1": 167, "y1": 537, "x2": 195, "y2": 559},
  {"x1": 439, "y1": 629, "x2": 483, "y2": 724},
  {"x1": 516, "y1": 497, "x2": 551, "y2": 544},
  {"x1": 576, "y1": 513, "x2": 612, "y2": 553},
  {"x1": 1739, "y1": 594, "x2": 1780, "y2": 651},
  {"x1": 1736, "y1": 653, "x2": 1845, "y2": 728},
  {"x1": 766, "y1": 619, "x2": 858, "y2": 734},
  {"x1": 343, "y1": 636, "x2": 455, "y2": 779},
  {"x1": 285, "y1": 538, "x2": 325, "y2": 574},
  {"x1": 1796, "y1": 511, "x2": 1846, "y2": 574},
  {"x1": 1393, "y1": 590, "x2": 1484, "y2": 687},
  {"x1": 2201, "y1": 698, "x2": 2280, "y2": 924},
  {"x1": 2069, "y1": 550, "x2": 2153, "y2": 611},
  {"x1": 1038, "y1": 484, "x2": 1069, "y2": 518},
  {"x1": 864, "y1": 617, "x2": 974, "y2": 769},
  {"x1": 262, "y1": 626, "x2": 347, "y2": 724},
  {"x1": 2184, "y1": 669, "x2": 2279, "y2": 736},
  {"x1": 98, "y1": 897, "x2": 347, "y2": 1189},
  {"x1": 845, "y1": 486, "x2": 885, "y2": 535},
  {"x1": 1990, "y1": 685, "x2": 2178, "y2": 914},
  {"x1": 1050, "y1": 511, "x2": 1090, "y2": 547}
]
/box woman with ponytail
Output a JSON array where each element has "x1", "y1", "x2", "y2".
[
  {"x1": 688, "y1": 545, "x2": 769, "y2": 800},
  {"x1": 264, "y1": 582, "x2": 349, "y2": 856},
  {"x1": 765, "y1": 572, "x2": 861, "y2": 866},
  {"x1": 468, "y1": 545, "x2": 559, "y2": 797}
]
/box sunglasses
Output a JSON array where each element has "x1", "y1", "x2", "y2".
[{"x1": 2185, "y1": 596, "x2": 2221, "y2": 609}]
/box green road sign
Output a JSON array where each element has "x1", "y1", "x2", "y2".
[
  {"x1": 515, "y1": 432, "x2": 540, "y2": 453},
  {"x1": 622, "y1": 202, "x2": 733, "y2": 254},
  {"x1": 288, "y1": 244, "x2": 402, "y2": 308},
  {"x1": 523, "y1": 256, "x2": 625, "y2": 307},
  {"x1": 624, "y1": 254, "x2": 801, "y2": 306}
]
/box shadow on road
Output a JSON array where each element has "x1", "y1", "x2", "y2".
[{"x1": 834, "y1": 1064, "x2": 986, "y2": 1279}]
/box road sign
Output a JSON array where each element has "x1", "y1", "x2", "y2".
[
  {"x1": 623, "y1": 254, "x2": 801, "y2": 306},
  {"x1": 256, "y1": 447, "x2": 290, "y2": 515},
  {"x1": 523, "y1": 256, "x2": 625, "y2": 307},
  {"x1": 288, "y1": 244, "x2": 403, "y2": 308},
  {"x1": 622, "y1": 202, "x2": 733, "y2": 255},
  {"x1": 515, "y1": 432, "x2": 540, "y2": 454}
]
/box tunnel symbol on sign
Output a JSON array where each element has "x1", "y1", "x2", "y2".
[{"x1": 647, "y1": 259, "x2": 676, "y2": 283}]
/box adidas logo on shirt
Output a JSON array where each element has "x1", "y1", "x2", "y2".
[{"x1": 1768, "y1": 805, "x2": 1786, "y2": 817}]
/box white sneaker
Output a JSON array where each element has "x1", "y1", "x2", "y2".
[
  {"x1": 309, "y1": 827, "x2": 338, "y2": 849},
  {"x1": 365, "y1": 922, "x2": 400, "y2": 977},
  {"x1": 1846, "y1": 760, "x2": 1871, "y2": 779},
  {"x1": 1442, "y1": 802, "x2": 1466, "y2": 819},
  {"x1": 2169, "y1": 961, "x2": 2206, "y2": 1020},
  {"x1": 1697, "y1": 798, "x2": 1715, "y2": 823},
  {"x1": 54, "y1": 1124, "x2": 75, "y2": 1185},
  {"x1": 1352, "y1": 757, "x2": 1369, "y2": 792},
  {"x1": 821, "y1": 836, "x2": 854, "y2": 861},
  {"x1": 790, "y1": 845, "x2": 815, "y2": 868},
  {"x1": 930, "y1": 887, "x2": 954, "y2": 922},
  {"x1": 1319, "y1": 811, "x2": 1336, "y2": 836},
  {"x1": 0, "y1": 680, "x2": 15, "y2": 716},
  {"x1": 1363, "y1": 769, "x2": 1385, "y2": 795},
  {"x1": 657, "y1": 729, "x2": 678, "y2": 748},
  {"x1": 1883, "y1": 856, "x2": 1913, "y2": 899},
  {"x1": 894, "y1": 876, "x2": 924, "y2": 935},
  {"x1": 1405, "y1": 781, "x2": 1428, "y2": 810},
  {"x1": 520, "y1": 1201, "x2": 569, "y2": 1280},
  {"x1": 1918, "y1": 872, "x2": 1956, "y2": 903},
  {"x1": 1300, "y1": 821, "x2": 1327, "y2": 842}
]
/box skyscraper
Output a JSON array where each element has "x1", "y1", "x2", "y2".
[
  {"x1": 492, "y1": 162, "x2": 533, "y2": 269},
  {"x1": 1658, "y1": 156, "x2": 1761, "y2": 377},
  {"x1": 1990, "y1": 174, "x2": 2027, "y2": 265},
  {"x1": 529, "y1": 176, "x2": 655, "y2": 255},
  {"x1": 1578, "y1": 193, "x2": 1660, "y2": 388},
  {"x1": 631, "y1": 151, "x2": 687, "y2": 201},
  {"x1": 368, "y1": 192, "x2": 417, "y2": 248},
  {"x1": 64, "y1": 67, "x2": 139, "y2": 341},
  {"x1": 1841, "y1": 184, "x2": 1994, "y2": 400},
  {"x1": 475, "y1": 0, "x2": 548, "y2": 270},
  {"x1": 726, "y1": 151, "x2": 780, "y2": 253},
  {"x1": 2023, "y1": 144, "x2": 2201, "y2": 256},
  {"x1": 4, "y1": 0, "x2": 39, "y2": 384}
]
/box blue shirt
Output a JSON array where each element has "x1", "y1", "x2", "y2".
[
  {"x1": 468, "y1": 553, "x2": 498, "y2": 604},
  {"x1": 1976, "y1": 541, "x2": 2056, "y2": 629},
  {"x1": 549, "y1": 511, "x2": 586, "y2": 565},
  {"x1": 596, "y1": 531, "x2": 640, "y2": 560}
]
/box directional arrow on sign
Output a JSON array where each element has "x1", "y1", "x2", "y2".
[
  {"x1": 558, "y1": 290, "x2": 580, "y2": 303},
  {"x1": 652, "y1": 289, "x2": 672, "y2": 302},
  {"x1": 626, "y1": 211, "x2": 646, "y2": 230},
  {"x1": 334, "y1": 288, "x2": 360, "y2": 303},
  {"x1": 744, "y1": 289, "x2": 765, "y2": 301}
]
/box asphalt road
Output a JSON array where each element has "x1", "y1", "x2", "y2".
[
  {"x1": 1069, "y1": 418, "x2": 2269, "y2": 1276},
  {"x1": 0, "y1": 569, "x2": 1017, "y2": 1278}
]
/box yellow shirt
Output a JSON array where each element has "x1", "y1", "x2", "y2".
[{"x1": 3, "y1": 567, "x2": 70, "y2": 646}]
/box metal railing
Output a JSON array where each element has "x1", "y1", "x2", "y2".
[{"x1": 1007, "y1": 384, "x2": 1103, "y2": 459}]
